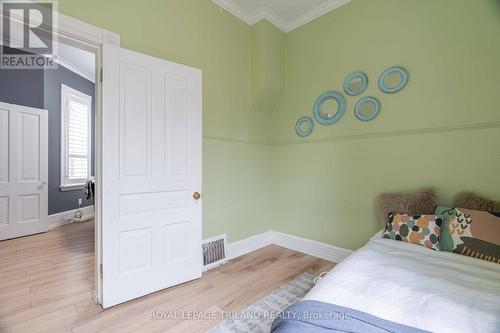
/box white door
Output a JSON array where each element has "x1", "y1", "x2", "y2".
[
  {"x1": 0, "y1": 102, "x2": 48, "y2": 241},
  {"x1": 101, "y1": 44, "x2": 202, "y2": 308}
]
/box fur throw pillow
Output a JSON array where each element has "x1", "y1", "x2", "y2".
[
  {"x1": 454, "y1": 192, "x2": 500, "y2": 212},
  {"x1": 376, "y1": 188, "x2": 437, "y2": 224}
]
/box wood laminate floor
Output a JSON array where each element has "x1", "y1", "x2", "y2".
[{"x1": 0, "y1": 220, "x2": 335, "y2": 333}]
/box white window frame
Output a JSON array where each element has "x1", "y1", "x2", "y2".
[{"x1": 60, "y1": 84, "x2": 92, "y2": 191}]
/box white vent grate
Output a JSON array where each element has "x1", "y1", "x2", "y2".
[{"x1": 202, "y1": 234, "x2": 227, "y2": 271}]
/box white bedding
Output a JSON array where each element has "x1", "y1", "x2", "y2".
[{"x1": 304, "y1": 231, "x2": 500, "y2": 333}]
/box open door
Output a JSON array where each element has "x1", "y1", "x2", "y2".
[
  {"x1": 101, "y1": 44, "x2": 202, "y2": 308},
  {"x1": 0, "y1": 102, "x2": 48, "y2": 240}
]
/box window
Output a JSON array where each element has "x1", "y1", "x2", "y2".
[{"x1": 60, "y1": 84, "x2": 92, "y2": 191}]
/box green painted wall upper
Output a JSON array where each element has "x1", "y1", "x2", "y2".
[
  {"x1": 272, "y1": 0, "x2": 500, "y2": 143},
  {"x1": 250, "y1": 20, "x2": 285, "y2": 113},
  {"x1": 58, "y1": 0, "x2": 274, "y2": 242},
  {"x1": 270, "y1": 0, "x2": 500, "y2": 249},
  {"x1": 60, "y1": 0, "x2": 274, "y2": 143}
]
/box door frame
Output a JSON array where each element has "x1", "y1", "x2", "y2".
[
  {"x1": 54, "y1": 15, "x2": 120, "y2": 307},
  {"x1": 0, "y1": 4, "x2": 121, "y2": 305}
]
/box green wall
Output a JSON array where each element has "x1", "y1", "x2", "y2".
[
  {"x1": 59, "y1": 0, "x2": 274, "y2": 242},
  {"x1": 270, "y1": 0, "x2": 500, "y2": 249},
  {"x1": 59, "y1": 0, "x2": 500, "y2": 250},
  {"x1": 251, "y1": 20, "x2": 285, "y2": 113}
]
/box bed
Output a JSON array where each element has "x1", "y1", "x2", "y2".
[{"x1": 271, "y1": 231, "x2": 500, "y2": 333}]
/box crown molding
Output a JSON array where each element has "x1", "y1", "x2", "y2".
[
  {"x1": 211, "y1": 0, "x2": 351, "y2": 33},
  {"x1": 55, "y1": 55, "x2": 95, "y2": 83},
  {"x1": 286, "y1": 0, "x2": 351, "y2": 32},
  {"x1": 211, "y1": 0, "x2": 254, "y2": 25},
  {"x1": 250, "y1": 6, "x2": 288, "y2": 32}
]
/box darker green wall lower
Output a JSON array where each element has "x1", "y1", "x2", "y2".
[{"x1": 271, "y1": 128, "x2": 500, "y2": 249}]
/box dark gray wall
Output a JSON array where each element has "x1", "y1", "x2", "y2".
[
  {"x1": 0, "y1": 67, "x2": 44, "y2": 108},
  {"x1": 0, "y1": 49, "x2": 95, "y2": 215},
  {"x1": 44, "y1": 65, "x2": 95, "y2": 215}
]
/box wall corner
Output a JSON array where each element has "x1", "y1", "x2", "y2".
[{"x1": 250, "y1": 20, "x2": 284, "y2": 114}]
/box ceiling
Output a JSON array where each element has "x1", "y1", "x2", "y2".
[
  {"x1": 211, "y1": 0, "x2": 351, "y2": 32},
  {"x1": 57, "y1": 42, "x2": 95, "y2": 83}
]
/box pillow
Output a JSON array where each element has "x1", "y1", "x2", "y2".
[
  {"x1": 454, "y1": 192, "x2": 500, "y2": 213},
  {"x1": 376, "y1": 188, "x2": 437, "y2": 223},
  {"x1": 434, "y1": 206, "x2": 457, "y2": 252},
  {"x1": 383, "y1": 213, "x2": 443, "y2": 251},
  {"x1": 436, "y1": 206, "x2": 500, "y2": 263}
]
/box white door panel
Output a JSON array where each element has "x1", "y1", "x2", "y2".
[
  {"x1": 18, "y1": 112, "x2": 41, "y2": 182},
  {"x1": 102, "y1": 44, "x2": 202, "y2": 308},
  {"x1": 0, "y1": 109, "x2": 10, "y2": 183},
  {"x1": 0, "y1": 102, "x2": 48, "y2": 240}
]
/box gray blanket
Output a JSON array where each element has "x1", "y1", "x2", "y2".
[{"x1": 271, "y1": 300, "x2": 430, "y2": 333}]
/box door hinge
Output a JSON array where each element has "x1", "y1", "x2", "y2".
[
  {"x1": 100, "y1": 68, "x2": 103, "y2": 82},
  {"x1": 100, "y1": 263, "x2": 103, "y2": 277}
]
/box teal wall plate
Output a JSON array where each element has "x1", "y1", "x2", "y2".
[
  {"x1": 295, "y1": 116, "x2": 314, "y2": 137},
  {"x1": 343, "y1": 71, "x2": 368, "y2": 96},
  {"x1": 313, "y1": 91, "x2": 346, "y2": 125},
  {"x1": 354, "y1": 96, "x2": 381, "y2": 121},
  {"x1": 379, "y1": 66, "x2": 409, "y2": 93}
]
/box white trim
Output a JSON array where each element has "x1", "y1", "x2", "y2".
[
  {"x1": 59, "y1": 183, "x2": 85, "y2": 191},
  {"x1": 55, "y1": 56, "x2": 95, "y2": 83},
  {"x1": 211, "y1": 0, "x2": 351, "y2": 33},
  {"x1": 48, "y1": 205, "x2": 95, "y2": 229},
  {"x1": 224, "y1": 231, "x2": 354, "y2": 263},
  {"x1": 249, "y1": 6, "x2": 288, "y2": 32},
  {"x1": 226, "y1": 231, "x2": 274, "y2": 259},
  {"x1": 286, "y1": 0, "x2": 351, "y2": 32},
  {"x1": 211, "y1": 0, "x2": 254, "y2": 25},
  {"x1": 58, "y1": 13, "x2": 120, "y2": 47},
  {"x1": 272, "y1": 231, "x2": 353, "y2": 263}
]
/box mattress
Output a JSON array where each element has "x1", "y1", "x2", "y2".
[{"x1": 303, "y1": 231, "x2": 500, "y2": 333}]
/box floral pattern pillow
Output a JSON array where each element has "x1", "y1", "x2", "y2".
[{"x1": 383, "y1": 213, "x2": 443, "y2": 251}]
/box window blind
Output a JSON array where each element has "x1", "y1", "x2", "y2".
[
  {"x1": 66, "y1": 97, "x2": 89, "y2": 181},
  {"x1": 60, "y1": 84, "x2": 92, "y2": 189}
]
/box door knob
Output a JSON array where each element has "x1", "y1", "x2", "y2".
[
  {"x1": 193, "y1": 192, "x2": 201, "y2": 200},
  {"x1": 38, "y1": 181, "x2": 48, "y2": 191}
]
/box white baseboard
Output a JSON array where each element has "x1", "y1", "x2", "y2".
[
  {"x1": 272, "y1": 231, "x2": 353, "y2": 263},
  {"x1": 224, "y1": 230, "x2": 354, "y2": 263},
  {"x1": 48, "y1": 205, "x2": 95, "y2": 229},
  {"x1": 227, "y1": 231, "x2": 273, "y2": 259}
]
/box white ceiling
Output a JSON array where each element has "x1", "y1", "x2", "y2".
[
  {"x1": 211, "y1": 0, "x2": 351, "y2": 32},
  {"x1": 57, "y1": 42, "x2": 95, "y2": 83}
]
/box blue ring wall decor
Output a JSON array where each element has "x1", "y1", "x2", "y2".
[
  {"x1": 313, "y1": 91, "x2": 346, "y2": 125},
  {"x1": 343, "y1": 71, "x2": 368, "y2": 96},
  {"x1": 295, "y1": 116, "x2": 314, "y2": 137},
  {"x1": 354, "y1": 96, "x2": 381, "y2": 121},
  {"x1": 378, "y1": 66, "x2": 409, "y2": 93}
]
